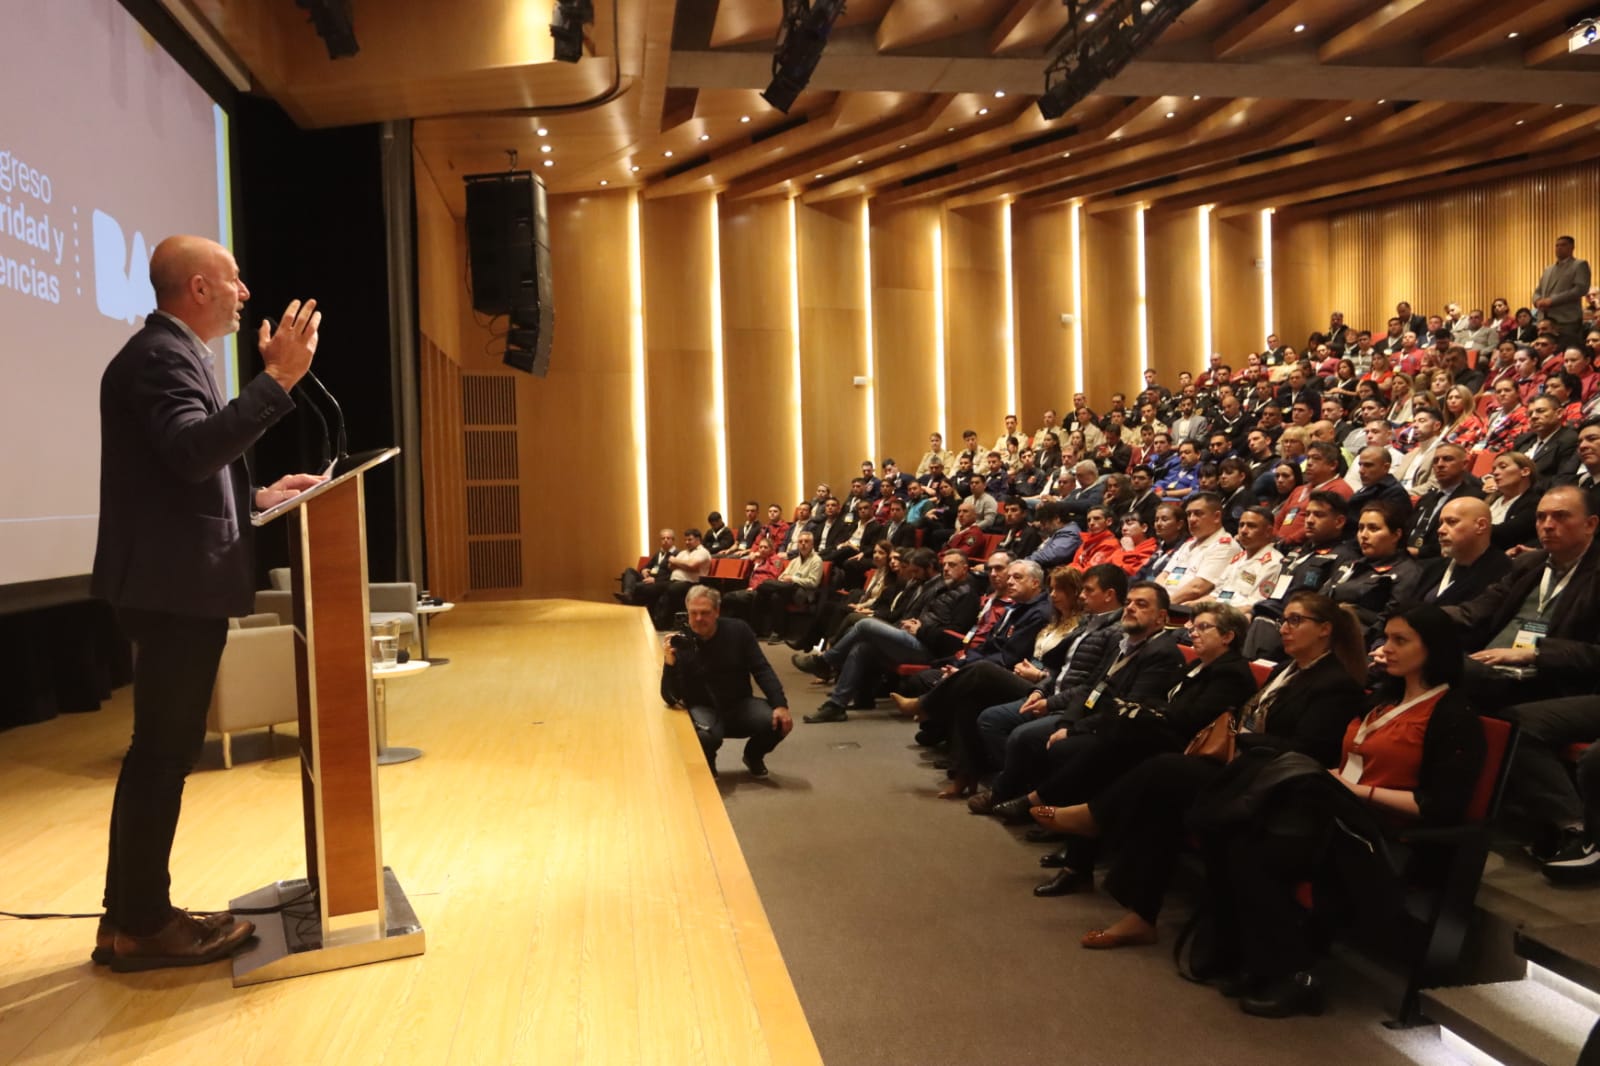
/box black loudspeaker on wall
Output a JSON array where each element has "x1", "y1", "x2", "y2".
[{"x1": 464, "y1": 170, "x2": 554, "y2": 376}]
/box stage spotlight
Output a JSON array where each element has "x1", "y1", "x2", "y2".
[
  {"x1": 1038, "y1": 0, "x2": 1197, "y2": 121},
  {"x1": 762, "y1": 0, "x2": 848, "y2": 113},
  {"x1": 551, "y1": 0, "x2": 594, "y2": 63},
  {"x1": 293, "y1": 0, "x2": 358, "y2": 59}
]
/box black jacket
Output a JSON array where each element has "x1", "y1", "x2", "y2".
[
  {"x1": 1419, "y1": 551, "x2": 1513, "y2": 608},
  {"x1": 995, "y1": 523, "x2": 1042, "y2": 559},
  {"x1": 1512, "y1": 426, "x2": 1579, "y2": 480},
  {"x1": 1043, "y1": 610, "x2": 1124, "y2": 702},
  {"x1": 1447, "y1": 542, "x2": 1600, "y2": 693},
  {"x1": 916, "y1": 575, "x2": 980, "y2": 636},
  {"x1": 1237, "y1": 654, "x2": 1365, "y2": 768},
  {"x1": 703, "y1": 525, "x2": 736, "y2": 555},
  {"x1": 956, "y1": 591, "x2": 1054, "y2": 669},
  {"x1": 660, "y1": 617, "x2": 787, "y2": 713},
  {"x1": 1349, "y1": 475, "x2": 1413, "y2": 521},
  {"x1": 1490, "y1": 491, "x2": 1539, "y2": 551},
  {"x1": 1109, "y1": 649, "x2": 1259, "y2": 746},
  {"x1": 1407, "y1": 481, "x2": 1484, "y2": 559},
  {"x1": 92, "y1": 315, "x2": 294, "y2": 618},
  {"x1": 1057, "y1": 628, "x2": 1187, "y2": 722},
  {"x1": 1324, "y1": 552, "x2": 1426, "y2": 637}
]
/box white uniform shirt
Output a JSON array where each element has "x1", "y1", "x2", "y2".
[
  {"x1": 1157, "y1": 527, "x2": 1237, "y2": 593},
  {"x1": 1213, "y1": 544, "x2": 1286, "y2": 609}
]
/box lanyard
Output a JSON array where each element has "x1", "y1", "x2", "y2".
[
  {"x1": 1539, "y1": 562, "x2": 1578, "y2": 615},
  {"x1": 1339, "y1": 684, "x2": 1448, "y2": 783},
  {"x1": 1435, "y1": 560, "x2": 1457, "y2": 598}
]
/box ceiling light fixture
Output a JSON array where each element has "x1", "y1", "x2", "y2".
[
  {"x1": 630, "y1": 165, "x2": 640, "y2": 172},
  {"x1": 762, "y1": 0, "x2": 848, "y2": 112},
  {"x1": 699, "y1": 133, "x2": 711, "y2": 141},
  {"x1": 537, "y1": 126, "x2": 549, "y2": 136},
  {"x1": 540, "y1": 144, "x2": 552, "y2": 152},
  {"x1": 995, "y1": 90, "x2": 1006, "y2": 98},
  {"x1": 1192, "y1": 94, "x2": 1200, "y2": 100},
  {"x1": 815, "y1": 173, "x2": 825, "y2": 178},
  {"x1": 1084, "y1": 11, "x2": 1097, "y2": 21},
  {"x1": 1039, "y1": 0, "x2": 1199, "y2": 121},
  {"x1": 663, "y1": 150, "x2": 673, "y2": 157},
  {"x1": 1506, "y1": 30, "x2": 1519, "y2": 38},
  {"x1": 1292, "y1": 22, "x2": 1305, "y2": 32},
  {"x1": 1343, "y1": 115, "x2": 1353, "y2": 121},
  {"x1": 1165, "y1": 111, "x2": 1175, "y2": 118},
  {"x1": 978, "y1": 107, "x2": 990, "y2": 115},
  {"x1": 599, "y1": 180, "x2": 608, "y2": 186},
  {"x1": 542, "y1": 159, "x2": 553, "y2": 167},
  {"x1": 740, "y1": 115, "x2": 751, "y2": 123}
]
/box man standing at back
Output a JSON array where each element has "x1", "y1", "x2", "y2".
[
  {"x1": 1535, "y1": 235, "x2": 1592, "y2": 350},
  {"x1": 92, "y1": 236, "x2": 324, "y2": 970}
]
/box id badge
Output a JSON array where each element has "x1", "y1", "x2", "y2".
[
  {"x1": 1512, "y1": 622, "x2": 1548, "y2": 651},
  {"x1": 1270, "y1": 573, "x2": 1293, "y2": 599},
  {"x1": 1169, "y1": 566, "x2": 1188, "y2": 579},
  {"x1": 1218, "y1": 590, "x2": 1235, "y2": 600},
  {"x1": 1085, "y1": 684, "x2": 1105, "y2": 709}
]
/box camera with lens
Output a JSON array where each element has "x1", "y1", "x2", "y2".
[{"x1": 668, "y1": 628, "x2": 699, "y2": 668}]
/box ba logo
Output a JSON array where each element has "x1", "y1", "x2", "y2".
[{"x1": 92, "y1": 210, "x2": 156, "y2": 324}]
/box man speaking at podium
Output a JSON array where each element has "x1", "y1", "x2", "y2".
[{"x1": 91, "y1": 235, "x2": 324, "y2": 971}]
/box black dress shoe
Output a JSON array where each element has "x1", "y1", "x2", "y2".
[
  {"x1": 989, "y1": 794, "x2": 1035, "y2": 823},
  {"x1": 1026, "y1": 827, "x2": 1067, "y2": 844},
  {"x1": 1033, "y1": 868, "x2": 1093, "y2": 897},
  {"x1": 1240, "y1": 972, "x2": 1325, "y2": 1018},
  {"x1": 1039, "y1": 845, "x2": 1071, "y2": 868},
  {"x1": 804, "y1": 700, "x2": 848, "y2": 724},
  {"x1": 743, "y1": 752, "x2": 769, "y2": 778}
]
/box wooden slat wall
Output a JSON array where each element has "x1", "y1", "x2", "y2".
[
  {"x1": 1081, "y1": 206, "x2": 1141, "y2": 404},
  {"x1": 642, "y1": 193, "x2": 721, "y2": 537},
  {"x1": 1013, "y1": 204, "x2": 1074, "y2": 418},
  {"x1": 943, "y1": 203, "x2": 1009, "y2": 443},
  {"x1": 870, "y1": 201, "x2": 942, "y2": 457},
  {"x1": 720, "y1": 198, "x2": 803, "y2": 507},
  {"x1": 1272, "y1": 213, "x2": 1329, "y2": 352},
  {"x1": 1144, "y1": 207, "x2": 1203, "y2": 387},
  {"x1": 1311, "y1": 161, "x2": 1600, "y2": 340},
  {"x1": 796, "y1": 198, "x2": 871, "y2": 486},
  {"x1": 419, "y1": 336, "x2": 468, "y2": 601},
  {"x1": 1211, "y1": 211, "x2": 1266, "y2": 361}
]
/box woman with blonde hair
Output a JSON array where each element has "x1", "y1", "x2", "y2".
[
  {"x1": 1440, "y1": 384, "x2": 1485, "y2": 449},
  {"x1": 1387, "y1": 372, "x2": 1416, "y2": 425},
  {"x1": 1484, "y1": 451, "x2": 1538, "y2": 550}
]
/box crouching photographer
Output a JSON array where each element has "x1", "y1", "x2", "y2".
[{"x1": 661, "y1": 585, "x2": 794, "y2": 779}]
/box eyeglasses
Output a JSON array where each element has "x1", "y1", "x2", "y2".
[
  {"x1": 1188, "y1": 621, "x2": 1218, "y2": 634},
  {"x1": 1278, "y1": 613, "x2": 1316, "y2": 628}
]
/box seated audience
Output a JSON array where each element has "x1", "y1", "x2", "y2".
[
  {"x1": 1484, "y1": 451, "x2": 1540, "y2": 550},
  {"x1": 750, "y1": 531, "x2": 824, "y2": 639}
]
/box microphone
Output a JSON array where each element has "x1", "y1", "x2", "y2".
[
  {"x1": 300, "y1": 369, "x2": 348, "y2": 461},
  {"x1": 294, "y1": 382, "x2": 332, "y2": 470}
]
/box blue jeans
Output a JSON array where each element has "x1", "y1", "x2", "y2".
[{"x1": 827, "y1": 618, "x2": 927, "y2": 704}]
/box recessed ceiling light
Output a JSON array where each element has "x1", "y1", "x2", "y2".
[
  {"x1": 947, "y1": 126, "x2": 956, "y2": 132},
  {"x1": 855, "y1": 158, "x2": 864, "y2": 164},
  {"x1": 815, "y1": 173, "x2": 825, "y2": 179},
  {"x1": 1292, "y1": 23, "x2": 1305, "y2": 32},
  {"x1": 898, "y1": 143, "x2": 908, "y2": 149},
  {"x1": 740, "y1": 115, "x2": 751, "y2": 123},
  {"x1": 1192, "y1": 95, "x2": 1201, "y2": 100},
  {"x1": 542, "y1": 160, "x2": 553, "y2": 167},
  {"x1": 663, "y1": 150, "x2": 673, "y2": 157},
  {"x1": 978, "y1": 107, "x2": 990, "y2": 115},
  {"x1": 1063, "y1": 151, "x2": 1071, "y2": 158},
  {"x1": 994, "y1": 90, "x2": 1006, "y2": 98},
  {"x1": 599, "y1": 180, "x2": 608, "y2": 186},
  {"x1": 540, "y1": 144, "x2": 552, "y2": 153},
  {"x1": 699, "y1": 133, "x2": 710, "y2": 141},
  {"x1": 1556, "y1": 103, "x2": 1565, "y2": 109},
  {"x1": 1084, "y1": 11, "x2": 1097, "y2": 21},
  {"x1": 1344, "y1": 115, "x2": 1353, "y2": 121},
  {"x1": 1377, "y1": 98, "x2": 1386, "y2": 104},
  {"x1": 536, "y1": 126, "x2": 549, "y2": 136},
  {"x1": 1507, "y1": 30, "x2": 1519, "y2": 39},
  {"x1": 1165, "y1": 111, "x2": 1175, "y2": 119},
  {"x1": 631, "y1": 165, "x2": 640, "y2": 172},
  {"x1": 1515, "y1": 119, "x2": 1526, "y2": 125}
]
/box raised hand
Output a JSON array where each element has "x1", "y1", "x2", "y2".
[{"x1": 259, "y1": 298, "x2": 321, "y2": 391}]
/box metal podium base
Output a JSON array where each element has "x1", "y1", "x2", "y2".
[
  {"x1": 228, "y1": 867, "x2": 425, "y2": 986},
  {"x1": 377, "y1": 746, "x2": 424, "y2": 765}
]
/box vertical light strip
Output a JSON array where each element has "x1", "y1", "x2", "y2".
[
  {"x1": 1198, "y1": 204, "x2": 1213, "y2": 372},
  {"x1": 1001, "y1": 200, "x2": 1017, "y2": 418},
  {"x1": 786, "y1": 196, "x2": 806, "y2": 505},
  {"x1": 1134, "y1": 204, "x2": 1149, "y2": 399},
  {"x1": 860, "y1": 198, "x2": 878, "y2": 462},
  {"x1": 1261, "y1": 207, "x2": 1275, "y2": 340},
  {"x1": 1069, "y1": 201, "x2": 1084, "y2": 395},
  {"x1": 627, "y1": 191, "x2": 650, "y2": 553},
  {"x1": 708, "y1": 197, "x2": 730, "y2": 510},
  {"x1": 931, "y1": 220, "x2": 948, "y2": 441}
]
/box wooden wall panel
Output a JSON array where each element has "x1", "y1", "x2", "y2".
[
  {"x1": 797, "y1": 198, "x2": 871, "y2": 489},
  {"x1": 414, "y1": 151, "x2": 462, "y2": 360},
  {"x1": 1144, "y1": 208, "x2": 1203, "y2": 384},
  {"x1": 642, "y1": 193, "x2": 720, "y2": 535},
  {"x1": 943, "y1": 204, "x2": 1009, "y2": 445},
  {"x1": 1211, "y1": 211, "x2": 1265, "y2": 363},
  {"x1": 419, "y1": 335, "x2": 468, "y2": 601},
  {"x1": 1081, "y1": 206, "x2": 1141, "y2": 405},
  {"x1": 1013, "y1": 204, "x2": 1073, "y2": 421},
  {"x1": 1318, "y1": 161, "x2": 1600, "y2": 340},
  {"x1": 1272, "y1": 214, "x2": 1329, "y2": 353},
  {"x1": 719, "y1": 198, "x2": 802, "y2": 507},
  {"x1": 870, "y1": 202, "x2": 941, "y2": 465}
]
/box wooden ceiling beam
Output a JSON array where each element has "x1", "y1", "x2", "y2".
[
  {"x1": 1212, "y1": 0, "x2": 1301, "y2": 59},
  {"x1": 1317, "y1": 0, "x2": 1437, "y2": 63},
  {"x1": 1423, "y1": 0, "x2": 1584, "y2": 62},
  {"x1": 988, "y1": 0, "x2": 1056, "y2": 55},
  {"x1": 1215, "y1": 106, "x2": 1600, "y2": 216},
  {"x1": 642, "y1": 96, "x2": 855, "y2": 198},
  {"x1": 722, "y1": 94, "x2": 959, "y2": 199},
  {"x1": 1523, "y1": 26, "x2": 1581, "y2": 66}
]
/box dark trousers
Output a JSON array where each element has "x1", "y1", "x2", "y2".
[
  {"x1": 923, "y1": 662, "x2": 1035, "y2": 777},
  {"x1": 1206, "y1": 825, "x2": 1323, "y2": 980},
  {"x1": 688, "y1": 697, "x2": 785, "y2": 767},
  {"x1": 103, "y1": 608, "x2": 228, "y2": 934},
  {"x1": 1033, "y1": 732, "x2": 1167, "y2": 806},
  {"x1": 751, "y1": 580, "x2": 805, "y2": 636},
  {"x1": 1503, "y1": 695, "x2": 1600, "y2": 834},
  {"x1": 1090, "y1": 752, "x2": 1225, "y2": 922}
]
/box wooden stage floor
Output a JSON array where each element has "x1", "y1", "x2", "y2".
[{"x1": 0, "y1": 600, "x2": 820, "y2": 1065}]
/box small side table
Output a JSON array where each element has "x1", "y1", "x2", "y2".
[
  {"x1": 416, "y1": 601, "x2": 455, "y2": 665},
  {"x1": 373, "y1": 660, "x2": 430, "y2": 765}
]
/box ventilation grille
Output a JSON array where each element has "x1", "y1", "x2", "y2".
[
  {"x1": 465, "y1": 429, "x2": 519, "y2": 480},
  {"x1": 462, "y1": 374, "x2": 517, "y2": 426},
  {"x1": 461, "y1": 373, "x2": 522, "y2": 592},
  {"x1": 468, "y1": 540, "x2": 523, "y2": 589}
]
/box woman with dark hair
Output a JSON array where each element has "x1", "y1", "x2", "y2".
[
  {"x1": 1512, "y1": 307, "x2": 1539, "y2": 345},
  {"x1": 1264, "y1": 462, "x2": 1303, "y2": 523},
  {"x1": 1361, "y1": 351, "x2": 1395, "y2": 399},
  {"x1": 1217, "y1": 458, "x2": 1257, "y2": 534},
  {"x1": 1029, "y1": 591, "x2": 1366, "y2": 944},
  {"x1": 1491, "y1": 297, "x2": 1514, "y2": 340},
  {"x1": 1196, "y1": 604, "x2": 1484, "y2": 1017},
  {"x1": 1545, "y1": 371, "x2": 1585, "y2": 427},
  {"x1": 1512, "y1": 348, "x2": 1547, "y2": 405},
  {"x1": 804, "y1": 539, "x2": 898, "y2": 649},
  {"x1": 1325, "y1": 358, "x2": 1361, "y2": 407},
  {"x1": 1324, "y1": 501, "x2": 1424, "y2": 641}
]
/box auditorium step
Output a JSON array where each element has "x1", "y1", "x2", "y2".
[{"x1": 1421, "y1": 924, "x2": 1600, "y2": 1066}]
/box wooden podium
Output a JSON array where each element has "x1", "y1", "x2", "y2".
[{"x1": 229, "y1": 447, "x2": 426, "y2": 985}]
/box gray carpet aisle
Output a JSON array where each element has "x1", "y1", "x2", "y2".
[{"x1": 717, "y1": 658, "x2": 1458, "y2": 1066}]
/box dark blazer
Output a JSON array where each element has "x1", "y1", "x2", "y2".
[
  {"x1": 958, "y1": 591, "x2": 1054, "y2": 669},
  {"x1": 1125, "y1": 489, "x2": 1160, "y2": 531},
  {"x1": 1419, "y1": 551, "x2": 1512, "y2": 608},
  {"x1": 1512, "y1": 426, "x2": 1579, "y2": 480},
  {"x1": 882, "y1": 520, "x2": 918, "y2": 549},
  {"x1": 1063, "y1": 629, "x2": 1187, "y2": 725},
  {"x1": 916, "y1": 575, "x2": 980, "y2": 635},
  {"x1": 92, "y1": 314, "x2": 294, "y2": 618},
  {"x1": 1447, "y1": 542, "x2": 1600, "y2": 692},
  {"x1": 1060, "y1": 481, "x2": 1105, "y2": 520},
  {"x1": 809, "y1": 516, "x2": 849, "y2": 554},
  {"x1": 703, "y1": 525, "x2": 735, "y2": 555},
  {"x1": 1407, "y1": 480, "x2": 1485, "y2": 559},
  {"x1": 995, "y1": 524, "x2": 1042, "y2": 559},
  {"x1": 1126, "y1": 649, "x2": 1259, "y2": 743},
  {"x1": 1236, "y1": 654, "x2": 1365, "y2": 768},
  {"x1": 1349, "y1": 475, "x2": 1413, "y2": 520},
  {"x1": 1489, "y1": 491, "x2": 1539, "y2": 550}
]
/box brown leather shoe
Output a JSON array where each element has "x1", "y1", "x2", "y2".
[
  {"x1": 1080, "y1": 926, "x2": 1158, "y2": 950},
  {"x1": 108, "y1": 910, "x2": 255, "y2": 972},
  {"x1": 94, "y1": 910, "x2": 237, "y2": 965}
]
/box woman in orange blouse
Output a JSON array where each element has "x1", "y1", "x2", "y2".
[{"x1": 1197, "y1": 604, "x2": 1484, "y2": 1018}]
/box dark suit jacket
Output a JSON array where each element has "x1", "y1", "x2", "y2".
[
  {"x1": 1512, "y1": 427, "x2": 1578, "y2": 480},
  {"x1": 92, "y1": 314, "x2": 293, "y2": 618},
  {"x1": 960, "y1": 591, "x2": 1053, "y2": 670},
  {"x1": 1063, "y1": 629, "x2": 1187, "y2": 725},
  {"x1": 703, "y1": 525, "x2": 735, "y2": 554},
  {"x1": 1407, "y1": 480, "x2": 1485, "y2": 559},
  {"x1": 1236, "y1": 654, "x2": 1365, "y2": 768},
  {"x1": 882, "y1": 520, "x2": 918, "y2": 549},
  {"x1": 1447, "y1": 541, "x2": 1600, "y2": 692},
  {"x1": 915, "y1": 576, "x2": 980, "y2": 636},
  {"x1": 1060, "y1": 482, "x2": 1105, "y2": 519},
  {"x1": 1124, "y1": 649, "x2": 1258, "y2": 743},
  {"x1": 1490, "y1": 491, "x2": 1539, "y2": 550},
  {"x1": 1419, "y1": 551, "x2": 1512, "y2": 608},
  {"x1": 995, "y1": 524, "x2": 1042, "y2": 559},
  {"x1": 1348, "y1": 475, "x2": 1414, "y2": 520}
]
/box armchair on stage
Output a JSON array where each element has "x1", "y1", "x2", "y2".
[{"x1": 230, "y1": 447, "x2": 426, "y2": 986}]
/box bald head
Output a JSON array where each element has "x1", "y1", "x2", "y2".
[
  {"x1": 1437, "y1": 496, "x2": 1492, "y2": 564},
  {"x1": 1355, "y1": 445, "x2": 1392, "y2": 486},
  {"x1": 149, "y1": 235, "x2": 249, "y2": 341}
]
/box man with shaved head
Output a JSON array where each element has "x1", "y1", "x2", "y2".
[
  {"x1": 92, "y1": 235, "x2": 324, "y2": 971},
  {"x1": 1421, "y1": 497, "x2": 1509, "y2": 607}
]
